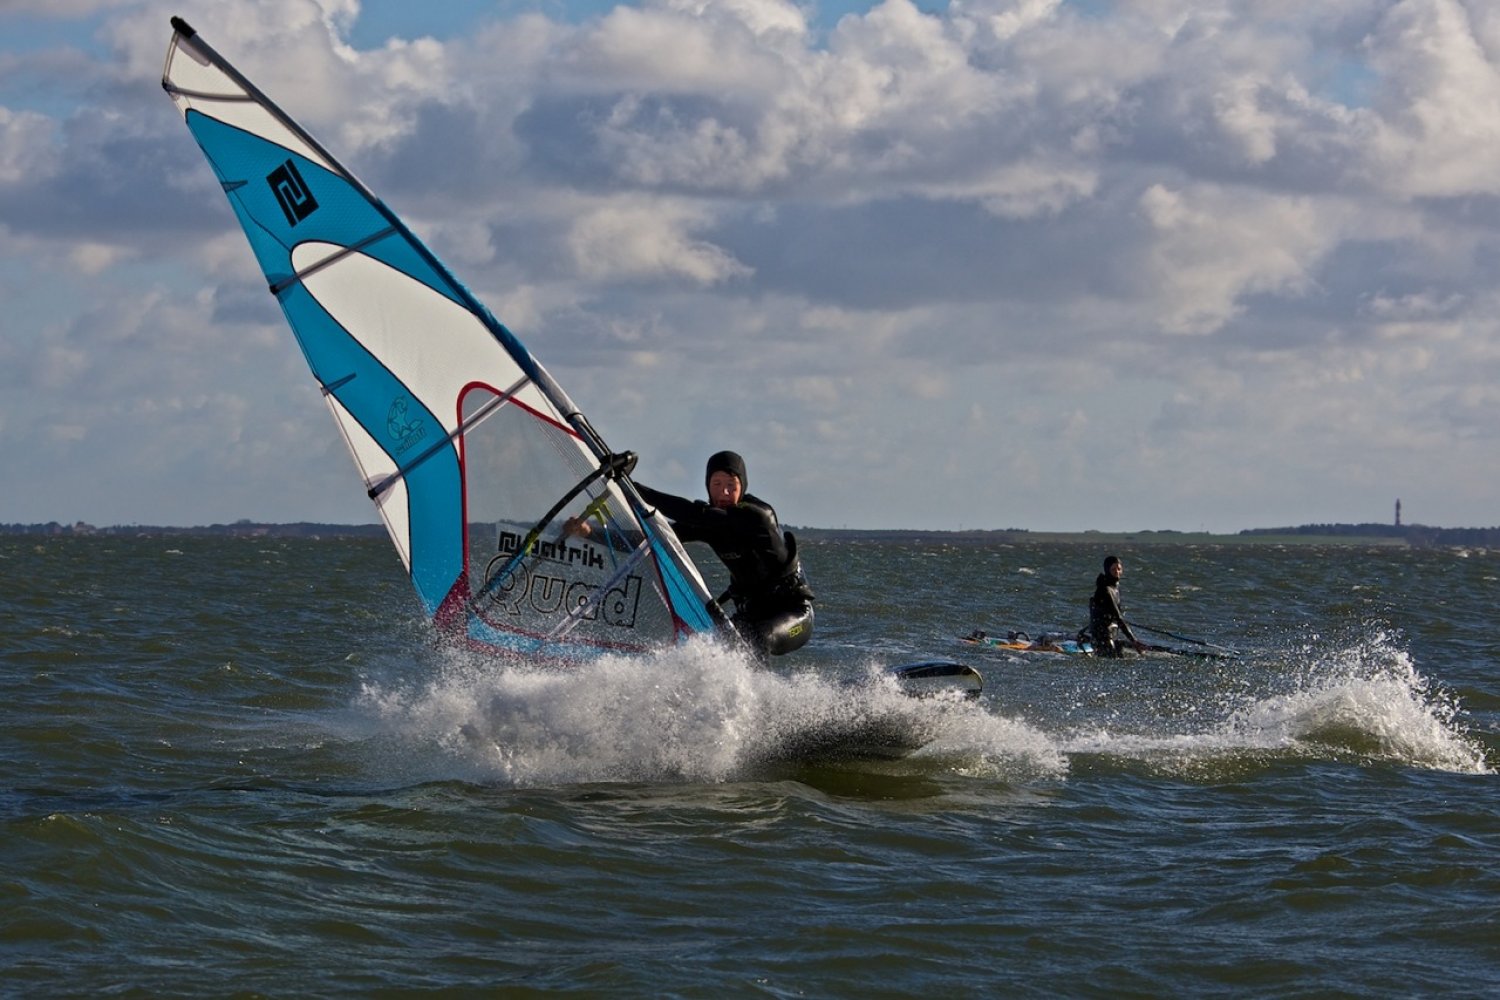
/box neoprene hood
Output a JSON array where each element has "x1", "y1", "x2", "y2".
[{"x1": 705, "y1": 450, "x2": 747, "y2": 492}]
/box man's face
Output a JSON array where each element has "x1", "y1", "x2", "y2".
[{"x1": 707, "y1": 471, "x2": 743, "y2": 508}]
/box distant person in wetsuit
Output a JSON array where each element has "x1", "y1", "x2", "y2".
[
  {"x1": 566, "y1": 451, "x2": 814, "y2": 659},
  {"x1": 1088, "y1": 554, "x2": 1145, "y2": 657}
]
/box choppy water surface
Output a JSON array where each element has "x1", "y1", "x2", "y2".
[{"x1": 3, "y1": 535, "x2": 1496, "y2": 995}]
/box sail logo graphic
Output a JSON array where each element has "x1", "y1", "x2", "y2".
[
  {"x1": 496, "y1": 530, "x2": 605, "y2": 572},
  {"x1": 484, "y1": 564, "x2": 643, "y2": 629},
  {"x1": 267, "y1": 159, "x2": 318, "y2": 226},
  {"x1": 386, "y1": 397, "x2": 427, "y2": 455},
  {"x1": 484, "y1": 530, "x2": 642, "y2": 628}
]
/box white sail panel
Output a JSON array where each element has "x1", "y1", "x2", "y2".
[
  {"x1": 291, "y1": 243, "x2": 556, "y2": 438},
  {"x1": 163, "y1": 35, "x2": 336, "y2": 173},
  {"x1": 325, "y1": 393, "x2": 413, "y2": 571}
]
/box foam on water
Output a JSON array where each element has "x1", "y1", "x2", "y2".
[
  {"x1": 1057, "y1": 630, "x2": 1490, "y2": 774},
  {"x1": 1222, "y1": 631, "x2": 1490, "y2": 773},
  {"x1": 352, "y1": 622, "x2": 1488, "y2": 785},
  {"x1": 358, "y1": 638, "x2": 1065, "y2": 786}
]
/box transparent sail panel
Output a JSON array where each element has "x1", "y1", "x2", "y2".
[{"x1": 459, "y1": 387, "x2": 682, "y2": 656}]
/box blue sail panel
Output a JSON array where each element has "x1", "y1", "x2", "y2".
[{"x1": 185, "y1": 115, "x2": 460, "y2": 309}]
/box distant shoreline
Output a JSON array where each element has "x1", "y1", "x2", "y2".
[
  {"x1": 5, "y1": 520, "x2": 1496, "y2": 548},
  {"x1": 794, "y1": 524, "x2": 1500, "y2": 548}
]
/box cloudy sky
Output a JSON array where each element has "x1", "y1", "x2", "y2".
[{"x1": 3, "y1": 0, "x2": 1497, "y2": 533}]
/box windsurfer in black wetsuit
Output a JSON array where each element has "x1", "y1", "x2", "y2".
[
  {"x1": 565, "y1": 451, "x2": 814, "y2": 659},
  {"x1": 1088, "y1": 554, "x2": 1145, "y2": 657}
]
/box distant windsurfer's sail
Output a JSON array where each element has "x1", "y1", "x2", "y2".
[{"x1": 161, "y1": 18, "x2": 728, "y2": 659}]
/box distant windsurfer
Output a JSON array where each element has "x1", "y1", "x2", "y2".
[
  {"x1": 565, "y1": 450, "x2": 815, "y2": 659},
  {"x1": 1088, "y1": 555, "x2": 1145, "y2": 657}
]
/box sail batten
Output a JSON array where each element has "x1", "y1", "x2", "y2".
[
  {"x1": 163, "y1": 85, "x2": 257, "y2": 104},
  {"x1": 270, "y1": 228, "x2": 401, "y2": 296},
  {"x1": 163, "y1": 19, "x2": 727, "y2": 659}
]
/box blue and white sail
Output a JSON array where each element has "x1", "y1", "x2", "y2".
[{"x1": 162, "y1": 18, "x2": 726, "y2": 659}]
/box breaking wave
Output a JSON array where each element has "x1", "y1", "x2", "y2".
[{"x1": 358, "y1": 637, "x2": 1065, "y2": 787}]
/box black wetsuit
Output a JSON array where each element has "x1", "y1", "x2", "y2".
[
  {"x1": 636, "y1": 484, "x2": 814, "y2": 657},
  {"x1": 1088, "y1": 572, "x2": 1138, "y2": 658}
]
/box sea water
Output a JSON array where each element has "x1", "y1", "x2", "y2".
[{"x1": 2, "y1": 535, "x2": 1496, "y2": 995}]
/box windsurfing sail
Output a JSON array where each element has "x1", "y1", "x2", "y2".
[{"x1": 161, "y1": 17, "x2": 729, "y2": 660}]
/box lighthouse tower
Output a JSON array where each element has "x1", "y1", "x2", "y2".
[{"x1": 1395, "y1": 499, "x2": 1402, "y2": 527}]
